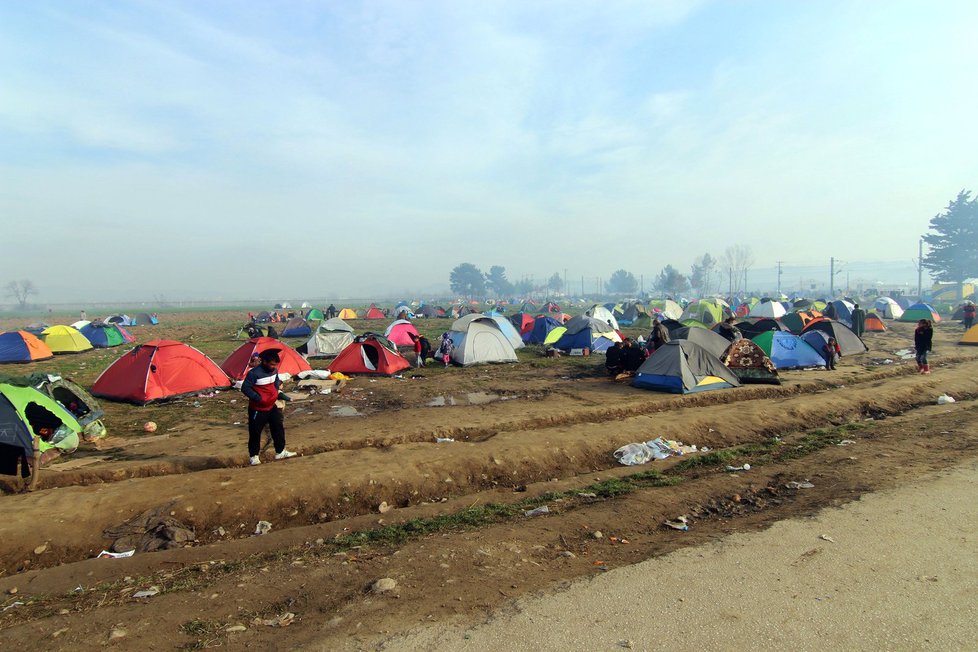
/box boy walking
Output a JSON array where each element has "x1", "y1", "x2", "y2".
[{"x1": 241, "y1": 349, "x2": 297, "y2": 465}]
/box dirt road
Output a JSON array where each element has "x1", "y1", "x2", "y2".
[{"x1": 390, "y1": 461, "x2": 978, "y2": 651}]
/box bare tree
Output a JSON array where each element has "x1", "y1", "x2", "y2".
[
  {"x1": 5, "y1": 280, "x2": 37, "y2": 309},
  {"x1": 720, "y1": 245, "x2": 755, "y2": 296}
]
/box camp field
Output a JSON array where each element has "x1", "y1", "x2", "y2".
[{"x1": 2, "y1": 308, "x2": 978, "y2": 650}]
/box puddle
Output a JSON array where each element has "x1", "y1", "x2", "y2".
[
  {"x1": 330, "y1": 405, "x2": 363, "y2": 417},
  {"x1": 427, "y1": 396, "x2": 458, "y2": 407},
  {"x1": 426, "y1": 393, "x2": 521, "y2": 407}
]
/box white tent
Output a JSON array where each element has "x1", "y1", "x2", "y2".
[
  {"x1": 584, "y1": 304, "x2": 620, "y2": 330},
  {"x1": 449, "y1": 316, "x2": 518, "y2": 366},
  {"x1": 874, "y1": 297, "x2": 904, "y2": 320},
  {"x1": 304, "y1": 318, "x2": 355, "y2": 357},
  {"x1": 300, "y1": 302, "x2": 312, "y2": 309},
  {"x1": 749, "y1": 300, "x2": 787, "y2": 319},
  {"x1": 487, "y1": 315, "x2": 525, "y2": 349}
]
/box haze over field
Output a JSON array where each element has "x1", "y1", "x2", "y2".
[{"x1": 2, "y1": 0, "x2": 974, "y2": 302}]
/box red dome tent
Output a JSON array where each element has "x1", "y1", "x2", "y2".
[
  {"x1": 91, "y1": 340, "x2": 231, "y2": 404},
  {"x1": 220, "y1": 337, "x2": 312, "y2": 381},
  {"x1": 364, "y1": 304, "x2": 386, "y2": 320},
  {"x1": 329, "y1": 335, "x2": 411, "y2": 376}
]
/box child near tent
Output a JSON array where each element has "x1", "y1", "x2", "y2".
[
  {"x1": 914, "y1": 319, "x2": 933, "y2": 374},
  {"x1": 822, "y1": 337, "x2": 841, "y2": 370},
  {"x1": 241, "y1": 349, "x2": 296, "y2": 465},
  {"x1": 438, "y1": 333, "x2": 454, "y2": 367},
  {"x1": 409, "y1": 333, "x2": 424, "y2": 368}
]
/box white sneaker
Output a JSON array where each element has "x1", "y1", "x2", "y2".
[
  {"x1": 249, "y1": 455, "x2": 261, "y2": 466},
  {"x1": 274, "y1": 449, "x2": 297, "y2": 460}
]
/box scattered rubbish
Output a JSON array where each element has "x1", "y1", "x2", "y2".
[
  {"x1": 577, "y1": 492, "x2": 597, "y2": 499},
  {"x1": 330, "y1": 405, "x2": 362, "y2": 417},
  {"x1": 619, "y1": 641, "x2": 634, "y2": 649},
  {"x1": 96, "y1": 549, "x2": 135, "y2": 559},
  {"x1": 937, "y1": 394, "x2": 956, "y2": 405},
  {"x1": 104, "y1": 504, "x2": 195, "y2": 553},
  {"x1": 372, "y1": 578, "x2": 398, "y2": 593},
  {"x1": 786, "y1": 481, "x2": 815, "y2": 489},
  {"x1": 319, "y1": 389, "x2": 332, "y2": 395},
  {"x1": 33, "y1": 544, "x2": 47, "y2": 555},
  {"x1": 523, "y1": 505, "x2": 550, "y2": 517},
  {"x1": 725, "y1": 464, "x2": 751, "y2": 472},
  {"x1": 109, "y1": 628, "x2": 128, "y2": 640},
  {"x1": 378, "y1": 502, "x2": 393, "y2": 514},
  {"x1": 614, "y1": 437, "x2": 698, "y2": 466},
  {"x1": 560, "y1": 551, "x2": 576, "y2": 558},
  {"x1": 254, "y1": 521, "x2": 272, "y2": 535},
  {"x1": 592, "y1": 530, "x2": 604, "y2": 539},
  {"x1": 435, "y1": 437, "x2": 455, "y2": 443},
  {"x1": 664, "y1": 516, "x2": 689, "y2": 531},
  {"x1": 297, "y1": 370, "x2": 331, "y2": 380},
  {"x1": 225, "y1": 624, "x2": 247, "y2": 633},
  {"x1": 819, "y1": 534, "x2": 836, "y2": 543},
  {"x1": 192, "y1": 401, "x2": 201, "y2": 408},
  {"x1": 2, "y1": 601, "x2": 23, "y2": 612},
  {"x1": 254, "y1": 612, "x2": 295, "y2": 627},
  {"x1": 894, "y1": 348, "x2": 915, "y2": 360},
  {"x1": 132, "y1": 586, "x2": 160, "y2": 599},
  {"x1": 838, "y1": 440, "x2": 856, "y2": 446}
]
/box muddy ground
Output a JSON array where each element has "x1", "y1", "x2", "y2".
[{"x1": 0, "y1": 312, "x2": 974, "y2": 650}]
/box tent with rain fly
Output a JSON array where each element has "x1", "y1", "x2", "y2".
[
  {"x1": 802, "y1": 319, "x2": 868, "y2": 356},
  {"x1": 721, "y1": 339, "x2": 780, "y2": 385},
  {"x1": 680, "y1": 299, "x2": 728, "y2": 327},
  {"x1": 898, "y1": 302, "x2": 941, "y2": 323},
  {"x1": 0, "y1": 331, "x2": 54, "y2": 363},
  {"x1": 280, "y1": 317, "x2": 313, "y2": 338},
  {"x1": 748, "y1": 300, "x2": 787, "y2": 319},
  {"x1": 80, "y1": 322, "x2": 134, "y2": 348},
  {"x1": 329, "y1": 335, "x2": 411, "y2": 375},
  {"x1": 364, "y1": 305, "x2": 385, "y2": 320},
  {"x1": 780, "y1": 311, "x2": 822, "y2": 334},
  {"x1": 751, "y1": 331, "x2": 825, "y2": 369},
  {"x1": 669, "y1": 325, "x2": 731, "y2": 359},
  {"x1": 384, "y1": 320, "x2": 421, "y2": 347},
  {"x1": 553, "y1": 315, "x2": 621, "y2": 353},
  {"x1": 864, "y1": 313, "x2": 886, "y2": 332},
  {"x1": 448, "y1": 316, "x2": 518, "y2": 366},
  {"x1": 304, "y1": 308, "x2": 325, "y2": 321},
  {"x1": 221, "y1": 337, "x2": 312, "y2": 381},
  {"x1": 130, "y1": 313, "x2": 159, "y2": 326},
  {"x1": 585, "y1": 304, "x2": 620, "y2": 330},
  {"x1": 300, "y1": 318, "x2": 355, "y2": 358},
  {"x1": 338, "y1": 308, "x2": 359, "y2": 320},
  {"x1": 40, "y1": 325, "x2": 93, "y2": 354},
  {"x1": 525, "y1": 316, "x2": 562, "y2": 345},
  {"x1": 632, "y1": 340, "x2": 741, "y2": 393},
  {"x1": 92, "y1": 340, "x2": 231, "y2": 404}
]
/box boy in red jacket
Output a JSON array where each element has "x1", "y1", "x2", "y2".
[{"x1": 241, "y1": 349, "x2": 296, "y2": 465}]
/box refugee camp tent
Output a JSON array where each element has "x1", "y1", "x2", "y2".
[
  {"x1": 329, "y1": 335, "x2": 411, "y2": 375},
  {"x1": 22, "y1": 322, "x2": 49, "y2": 335},
  {"x1": 92, "y1": 340, "x2": 231, "y2": 404},
  {"x1": 828, "y1": 300, "x2": 855, "y2": 326},
  {"x1": 488, "y1": 315, "x2": 525, "y2": 349},
  {"x1": 221, "y1": 337, "x2": 312, "y2": 381},
  {"x1": 525, "y1": 316, "x2": 562, "y2": 345},
  {"x1": 0, "y1": 331, "x2": 54, "y2": 363},
  {"x1": 300, "y1": 302, "x2": 312, "y2": 309},
  {"x1": 780, "y1": 311, "x2": 822, "y2": 334},
  {"x1": 680, "y1": 299, "x2": 728, "y2": 327},
  {"x1": 280, "y1": 317, "x2": 313, "y2": 338},
  {"x1": 618, "y1": 302, "x2": 648, "y2": 325},
  {"x1": 0, "y1": 373, "x2": 106, "y2": 440},
  {"x1": 748, "y1": 299, "x2": 787, "y2": 319},
  {"x1": 959, "y1": 324, "x2": 978, "y2": 345},
  {"x1": 0, "y1": 382, "x2": 84, "y2": 472},
  {"x1": 542, "y1": 302, "x2": 561, "y2": 313},
  {"x1": 670, "y1": 326, "x2": 731, "y2": 359},
  {"x1": 364, "y1": 305, "x2": 385, "y2": 320},
  {"x1": 898, "y1": 302, "x2": 941, "y2": 323},
  {"x1": 130, "y1": 313, "x2": 159, "y2": 326},
  {"x1": 384, "y1": 320, "x2": 421, "y2": 347},
  {"x1": 79, "y1": 322, "x2": 134, "y2": 348},
  {"x1": 751, "y1": 331, "x2": 825, "y2": 369},
  {"x1": 553, "y1": 315, "x2": 621, "y2": 353},
  {"x1": 40, "y1": 325, "x2": 93, "y2": 354},
  {"x1": 585, "y1": 304, "x2": 620, "y2": 330},
  {"x1": 721, "y1": 339, "x2": 780, "y2": 385},
  {"x1": 646, "y1": 300, "x2": 683, "y2": 320},
  {"x1": 950, "y1": 301, "x2": 976, "y2": 320},
  {"x1": 301, "y1": 318, "x2": 355, "y2": 358},
  {"x1": 632, "y1": 340, "x2": 741, "y2": 393},
  {"x1": 304, "y1": 308, "x2": 325, "y2": 321},
  {"x1": 802, "y1": 319, "x2": 868, "y2": 356},
  {"x1": 107, "y1": 315, "x2": 133, "y2": 326},
  {"x1": 509, "y1": 313, "x2": 535, "y2": 337},
  {"x1": 255, "y1": 311, "x2": 273, "y2": 323},
  {"x1": 864, "y1": 313, "x2": 886, "y2": 332},
  {"x1": 448, "y1": 316, "x2": 518, "y2": 365},
  {"x1": 417, "y1": 305, "x2": 440, "y2": 318},
  {"x1": 733, "y1": 318, "x2": 785, "y2": 339},
  {"x1": 275, "y1": 303, "x2": 292, "y2": 310},
  {"x1": 338, "y1": 308, "x2": 359, "y2": 320},
  {"x1": 70, "y1": 320, "x2": 91, "y2": 330}
]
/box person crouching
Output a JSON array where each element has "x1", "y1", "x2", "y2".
[{"x1": 241, "y1": 349, "x2": 296, "y2": 465}]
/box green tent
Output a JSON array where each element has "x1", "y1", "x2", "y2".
[
  {"x1": 305, "y1": 308, "x2": 325, "y2": 321},
  {"x1": 0, "y1": 382, "x2": 83, "y2": 456}
]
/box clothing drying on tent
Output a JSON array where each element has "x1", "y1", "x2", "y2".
[
  {"x1": 0, "y1": 382, "x2": 84, "y2": 476},
  {"x1": 91, "y1": 341, "x2": 230, "y2": 404},
  {"x1": 632, "y1": 340, "x2": 741, "y2": 393},
  {"x1": 40, "y1": 325, "x2": 93, "y2": 354},
  {"x1": 384, "y1": 320, "x2": 421, "y2": 347},
  {"x1": 301, "y1": 318, "x2": 355, "y2": 358},
  {"x1": 751, "y1": 331, "x2": 825, "y2": 369},
  {"x1": 221, "y1": 337, "x2": 311, "y2": 381},
  {"x1": 80, "y1": 322, "x2": 134, "y2": 348},
  {"x1": 280, "y1": 317, "x2": 313, "y2": 338},
  {"x1": 22, "y1": 322, "x2": 49, "y2": 335},
  {"x1": 899, "y1": 302, "x2": 941, "y2": 323},
  {"x1": 448, "y1": 316, "x2": 519, "y2": 366},
  {"x1": 525, "y1": 315, "x2": 561, "y2": 344},
  {"x1": 801, "y1": 319, "x2": 868, "y2": 356},
  {"x1": 329, "y1": 335, "x2": 411, "y2": 375},
  {"x1": 0, "y1": 331, "x2": 54, "y2": 363},
  {"x1": 721, "y1": 339, "x2": 780, "y2": 385},
  {"x1": 553, "y1": 315, "x2": 620, "y2": 353}
]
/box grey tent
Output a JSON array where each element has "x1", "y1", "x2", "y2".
[
  {"x1": 302, "y1": 318, "x2": 355, "y2": 358},
  {"x1": 670, "y1": 326, "x2": 731, "y2": 359},
  {"x1": 633, "y1": 340, "x2": 741, "y2": 393},
  {"x1": 449, "y1": 316, "x2": 518, "y2": 366}
]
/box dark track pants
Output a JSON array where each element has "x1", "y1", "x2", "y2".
[{"x1": 248, "y1": 407, "x2": 285, "y2": 456}]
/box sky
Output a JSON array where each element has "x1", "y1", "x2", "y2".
[{"x1": 2, "y1": 0, "x2": 975, "y2": 303}]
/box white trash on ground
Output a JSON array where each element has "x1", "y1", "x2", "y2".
[
  {"x1": 937, "y1": 394, "x2": 956, "y2": 405},
  {"x1": 614, "y1": 437, "x2": 698, "y2": 466}
]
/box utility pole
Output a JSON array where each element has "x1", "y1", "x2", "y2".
[
  {"x1": 641, "y1": 274, "x2": 644, "y2": 295},
  {"x1": 917, "y1": 237, "x2": 924, "y2": 299},
  {"x1": 776, "y1": 260, "x2": 783, "y2": 296},
  {"x1": 830, "y1": 257, "x2": 835, "y2": 297},
  {"x1": 564, "y1": 268, "x2": 568, "y2": 297},
  {"x1": 581, "y1": 276, "x2": 584, "y2": 297}
]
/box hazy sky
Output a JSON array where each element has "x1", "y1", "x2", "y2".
[{"x1": 2, "y1": 0, "x2": 974, "y2": 302}]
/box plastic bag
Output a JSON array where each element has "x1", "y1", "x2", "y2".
[
  {"x1": 937, "y1": 394, "x2": 956, "y2": 405},
  {"x1": 614, "y1": 443, "x2": 656, "y2": 466}
]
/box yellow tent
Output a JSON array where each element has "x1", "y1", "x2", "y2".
[
  {"x1": 959, "y1": 324, "x2": 978, "y2": 345},
  {"x1": 40, "y1": 325, "x2": 93, "y2": 354},
  {"x1": 338, "y1": 308, "x2": 358, "y2": 320}
]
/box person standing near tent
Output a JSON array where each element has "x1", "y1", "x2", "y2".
[
  {"x1": 648, "y1": 319, "x2": 670, "y2": 354},
  {"x1": 963, "y1": 303, "x2": 976, "y2": 330},
  {"x1": 419, "y1": 334, "x2": 432, "y2": 366},
  {"x1": 914, "y1": 319, "x2": 933, "y2": 374},
  {"x1": 717, "y1": 317, "x2": 743, "y2": 342},
  {"x1": 824, "y1": 302, "x2": 837, "y2": 320},
  {"x1": 821, "y1": 337, "x2": 841, "y2": 370},
  {"x1": 326, "y1": 304, "x2": 337, "y2": 320},
  {"x1": 438, "y1": 332, "x2": 454, "y2": 367},
  {"x1": 241, "y1": 349, "x2": 297, "y2": 465},
  {"x1": 409, "y1": 333, "x2": 424, "y2": 368},
  {"x1": 851, "y1": 304, "x2": 866, "y2": 337}
]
